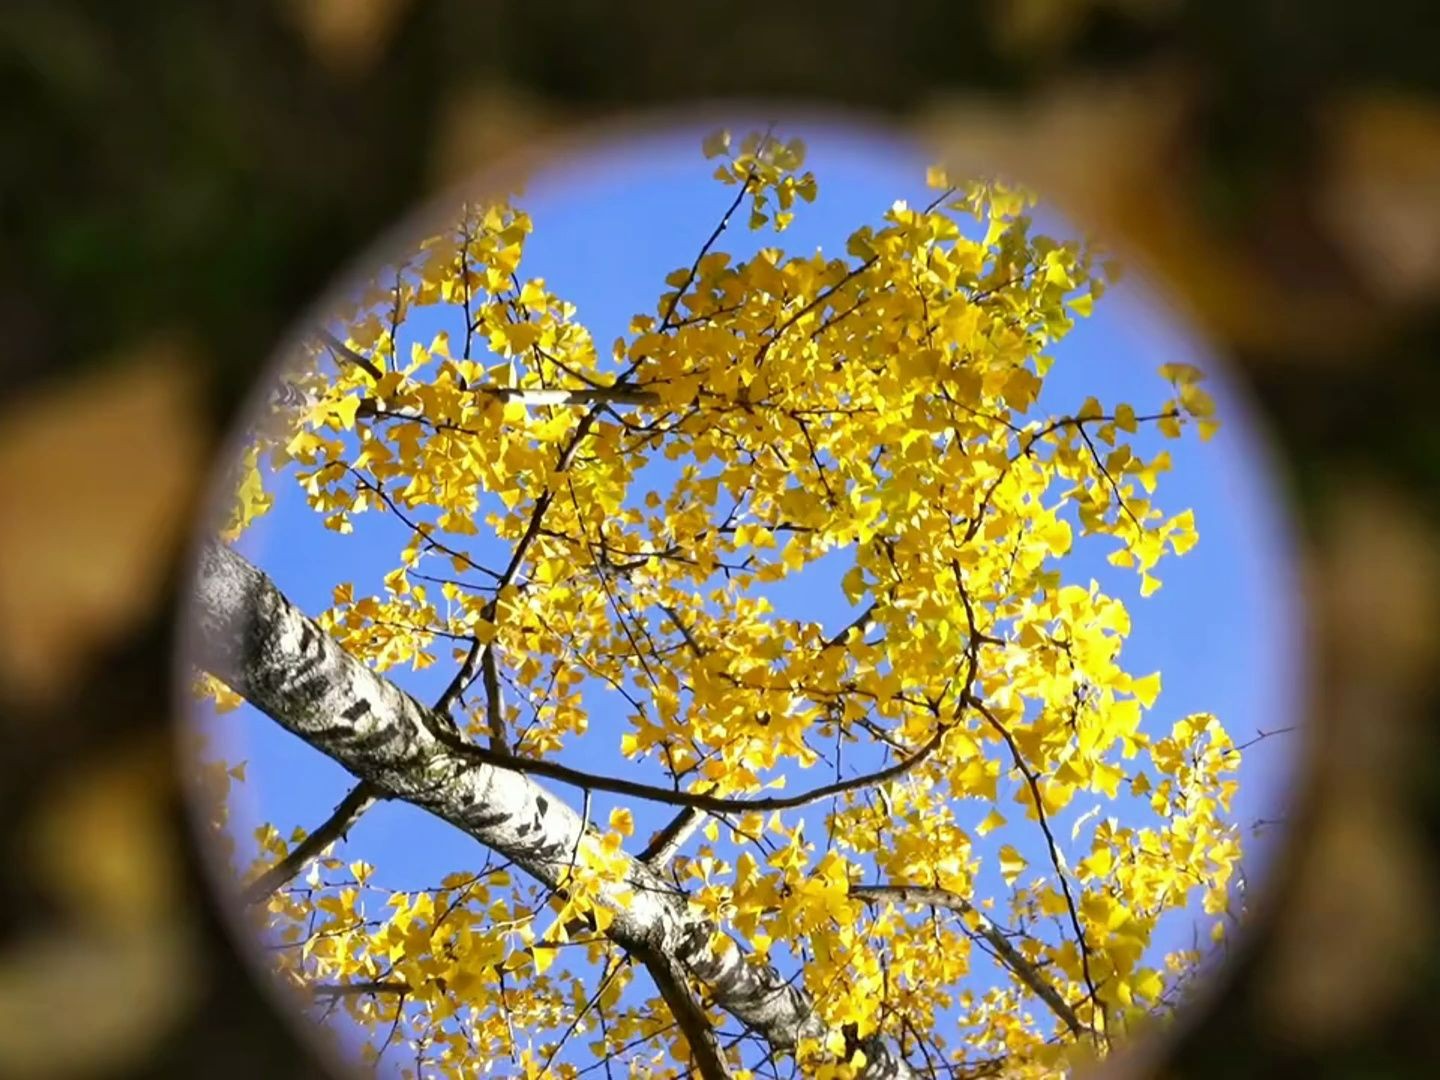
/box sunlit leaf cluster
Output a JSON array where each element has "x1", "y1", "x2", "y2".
[{"x1": 206, "y1": 129, "x2": 1238, "y2": 1077}]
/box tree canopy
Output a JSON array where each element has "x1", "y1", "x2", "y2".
[{"x1": 192, "y1": 128, "x2": 1244, "y2": 1079}]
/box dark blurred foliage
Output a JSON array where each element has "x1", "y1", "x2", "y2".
[{"x1": 1, "y1": 1, "x2": 1438, "y2": 1076}]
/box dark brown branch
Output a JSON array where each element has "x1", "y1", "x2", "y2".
[
  {"x1": 750, "y1": 256, "x2": 879, "y2": 372},
  {"x1": 823, "y1": 602, "x2": 877, "y2": 649},
  {"x1": 243, "y1": 780, "x2": 380, "y2": 905},
  {"x1": 491, "y1": 400, "x2": 602, "y2": 587},
  {"x1": 317, "y1": 329, "x2": 384, "y2": 383},
  {"x1": 480, "y1": 643, "x2": 508, "y2": 753},
  {"x1": 657, "y1": 128, "x2": 773, "y2": 335},
  {"x1": 1076, "y1": 424, "x2": 1143, "y2": 532},
  {"x1": 566, "y1": 484, "x2": 663, "y2": 696},
  {"x1": 1231, "y1": 725, "x2": 1297, "y2": 753},
  {"x1": 771, "y1": 258, "x2": 878, "y2": 344},
  {"x1": 971, "y1": 697, "x2": 1103, "y2": 1042},
  {"x1": 342, "y1": 465, "x2": 503, "y2": 582},
  {"x1": 430, "y1": 715, "x2": 948, "y2": 816},
  {"x1": 961, "y1": 409, "x2": 1180, "y2": 546},
  {"x1": 923, "y1": 185, "x2": 959, "y2": 214},
  {"x1": 310, "y1": 978, "x2": 409, "y2": 999},
  {"x1": 633, "y1": 943, "x2": 731, "y2": 1080},
  {"x1": 433, "y1": 636, "x2": 482, "y2": 717},
  {"x1": 427, "y1": 402, "x2": 606, "y2": 740},
  {"x1": 659, "y1": 603, "x2": 707, "y2": 657},
  {"x1": 794, "y1": 416, "x2": 835, "y2": 505}
]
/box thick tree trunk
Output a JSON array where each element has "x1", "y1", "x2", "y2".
[{"x1": 191, "y1": 541, "x2": 913, "y2": 1078}]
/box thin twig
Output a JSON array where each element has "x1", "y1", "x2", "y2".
[
  {"x1": 539, "y1": 954, "x2": 631, "y2": 1076},
  {"x1": 427, "y1": 711, "x2": 949, "y2": 815},
  {"x1": 851, "y1": 884, "x2": 1084, "y2": 1037},
  {"x1": 657, "y1": 126, "x2": 775, "y2": 335},
  {"x1": 971, "y1": 697, "x2": 1105, "y2": 1044}
]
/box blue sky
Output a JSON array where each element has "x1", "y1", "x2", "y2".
[{"x1": 194, "y1": 117, "x2": 1307, "y2": 1070}]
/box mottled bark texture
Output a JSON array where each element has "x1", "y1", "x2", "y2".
[{"x1": 192, "y1": 540, "x2": 913, "y2": 1077}]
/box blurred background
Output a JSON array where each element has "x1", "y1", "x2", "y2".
[{"x1": 2, "y1": 0, "x2": 1438, "y2": 1077}]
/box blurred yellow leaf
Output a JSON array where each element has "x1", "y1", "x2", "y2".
[{"x1": 0, "y1": 345, "x2": 200, "y2": 706}]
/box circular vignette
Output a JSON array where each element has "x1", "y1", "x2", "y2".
[{"x1": 174, "y1": 107, "x2": 1315, "y2": 1079}]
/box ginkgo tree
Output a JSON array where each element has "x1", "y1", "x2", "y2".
[{"x1": 189, "y1": 128, "x2": 1246, "y2": 1080}]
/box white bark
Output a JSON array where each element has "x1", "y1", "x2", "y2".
[{"x1": 192, "y1": 541, "x2": 914, "y2": 1077}]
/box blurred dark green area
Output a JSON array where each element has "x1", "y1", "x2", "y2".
[{"x1": 1, "y1": 1, "x2": 1438, "y2": 1077}]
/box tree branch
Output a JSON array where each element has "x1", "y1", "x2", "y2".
[
  {"x1": 640, "y1": 807, "x2": 707, "y2": 868},
  {"x1": 368, "y1": 386, "x2": 660, "y2": 414},
  {"x1": 971, "y1": 697, "x2": 1103, "y2": 1041},
  {"x1": 480, "y1": 642, "x2": 508, "y2": 753},
  {"x1": 824, "y1": 602, "x2": 877, "y2": 649},
  {"x1": 657, "y1": 129, "x2": 772, "y2": 335},
  {"x1": 317, "y1": 331, "x2": 659, "y2": 408},
  {"x1": 539, "y1": 953, "x2": 630, "y2": 1075},
  {"x1": 310, "y1": 979, "x2": 409, "y2": 999},
  {"x1": 429, "y1": 712, "x2": 950, "y2": 816},
  {"x1": 317, "y1": 329, "x2": 383, "y2": 383},
  {"x1": 433, "y1": 636, "x2": 482, "y2": 717},
  {"x1": 632, "y1": 943, "x2": 731, "y2": 1080},
  {"x1": 192, "y1": 540, "x2": 916, "y2": 1079},
  {"x1": 242, "y1": 779, "x2": 380, "y2": 905},
  {"x1": 850, "y1": 884, "x2": 1084, "y2": 1038}
]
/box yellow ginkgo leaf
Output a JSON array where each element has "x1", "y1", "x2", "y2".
[
  {"x1": 1131, "y1": 672, "x2": 1162, "y2": 709},
  {"x1": 976, "y1": 809, "x2": 1007, "y2": 836},
  {"x1": 998, "y1": 845, "x2": 1028, "y2": 886}
]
